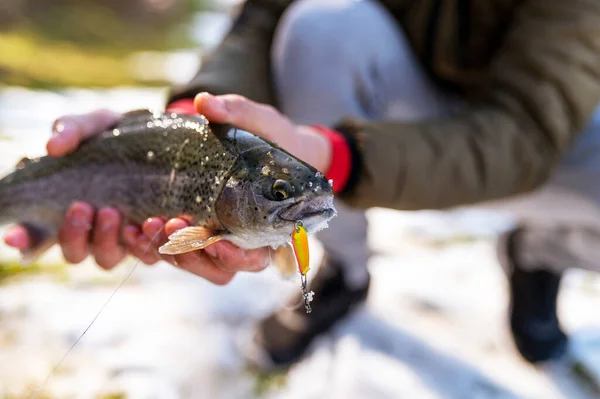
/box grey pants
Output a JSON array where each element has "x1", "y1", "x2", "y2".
[{"x1": 271, "y1": 0, "x2": 600, "y2": 282}]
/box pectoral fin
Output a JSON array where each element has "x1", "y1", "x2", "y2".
[
  {"x1": 271, "y1": 243, "x2": 297, "y2": 279},
  {"x1": 158, "y1": 226, "x2": 225, "y2": 255}
]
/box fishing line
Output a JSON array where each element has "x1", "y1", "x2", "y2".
[{"x1": 29, "y1": 229, "x2": 162, "y2": 399}]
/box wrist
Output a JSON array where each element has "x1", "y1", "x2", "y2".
[
  {"x1": 296, "y1": 125, "x2": 332, "y2": 173},
  {"x1": 308, "y1": 125, "x2": 353, "y2": 194}
]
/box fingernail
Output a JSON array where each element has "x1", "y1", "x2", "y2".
[
  {"x1": 67, "y1": 205, "x2": 92, "y2": 229},
  {"x1": 100, "y1": 219, "x2": 115, "y2": 232},
  {"x1": 52, "y1": 119, "x2": 76, "y2": 137},
  {"x1": 124, "y1": 225, "x2": 138, "y2": 237},
  {"x1": 98, "y1": 209, "x2": 117, "y2": 232},
  {"x1": 204, "y1": 244, "x2": 218, "y2": 258}
]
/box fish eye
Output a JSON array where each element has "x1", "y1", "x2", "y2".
[{"x1": 272, "y1": 179, "x2": 292, "y2": 201}]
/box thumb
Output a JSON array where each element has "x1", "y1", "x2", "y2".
[
  {"x1": 193, "y1": 92, "x2": 293, "y2": 140},
  {"x1": 47, "y1": 109, "x2": 121, "y2": 158}
]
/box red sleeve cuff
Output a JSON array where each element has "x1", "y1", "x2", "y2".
[
  {"x1": 166, "y1": 98, "x2": 197, "y2": 115},
  {"x1": 311, "y1": 125, "x2": 352, "y2": 195}
]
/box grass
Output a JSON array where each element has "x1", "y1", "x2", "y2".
[
  {"x1": 0, "y1": 259, "x2": 69, "y2": 283},
  {"x1": 252, "y1": 369, "x2": 290, "y2": 397},
  {"x1": 3, "y1": 388, "x2": 54, "y2": 399},
  {"x1": 0, "y1": 32, "x2": 166, "y2": 89},
  {"x1": 96, "y1": 393, "x2": 127, "y2": 399},
  {"x1": 0, "y1": 1, "x2": 208, "y2": 89}
]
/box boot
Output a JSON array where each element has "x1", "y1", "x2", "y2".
[
  {"x1": 505, "y1": 228, "x2": 568, "y2": 364},
  {"x1": 245, "y1": 256, "x2": 370, "y2": 370}
]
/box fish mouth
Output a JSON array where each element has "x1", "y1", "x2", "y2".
[
  {"x1": 298, "y1": 208, "x2": 336, "y2": 220},
  {"x1": 277, "y1": 198, "x2": 337, "y2": 229}
]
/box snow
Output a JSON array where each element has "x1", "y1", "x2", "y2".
[{"x1": 1, "y1": 87, "x2": 600, "y2": 398}]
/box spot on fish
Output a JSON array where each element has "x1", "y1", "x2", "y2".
[
  {"x1": 267, "y1": 151, "x2": 274, "y2": 158},
  {"x1": 316, "y1": 172, "x2": 324, "y2": 179},
  {"x1": 196, "y1": 195, "x2": 202, "y2": 203},
  {"x1": 205, "y1": 156, "x2": 210, "y2": 162},
  {"x1": 146, "y1": 122, "x2": 153, "y2": 128},
  {"x1": 147, "y1": 151, "x2": 155, "y2": 161},
  {"x1": 166, "y1": 146, "x2": 171, "y2": 152},
  {"x1": 261, "y1": 166, "x2": 271, "y2": 176},
  {"x1": 269, "y1": 160, "x2": 275, "y2": 166},
  {"x1": 308, "y1": 181, "x2": 313, "y2": 187},
  {"x1": 282, "y1": 168, "x2": 289, "y2": 174},
  {"x1": 328, "y1": 179, "x2": 334, "y2": 186},
  {"x1": 112, "y1": 129, "x2": 121, "y2": 137}
]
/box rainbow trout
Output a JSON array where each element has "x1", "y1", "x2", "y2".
[{"x1": 0, "y1": 110, "x2": 336, "y2": 266}]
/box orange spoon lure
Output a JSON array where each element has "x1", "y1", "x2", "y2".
[{"x1": 292, "y1": 221, "x2": 313, "y2": 313}]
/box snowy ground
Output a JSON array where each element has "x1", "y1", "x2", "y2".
[{"x1": 1, "y1": 88, "x2": 600, "y2": 399}]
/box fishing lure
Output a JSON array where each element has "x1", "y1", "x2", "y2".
[{"x1": 292, "y1": 221, "x2": 314, "y2": 313}]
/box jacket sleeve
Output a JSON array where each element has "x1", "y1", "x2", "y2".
[
  {"x1": 335, "y1": 0, "x2": 600, "y2": 211},
  {"x1": 167, "y1": 0, "x2": 296, "y2": 106}
]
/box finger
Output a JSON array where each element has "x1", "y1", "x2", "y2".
[
  {"x1": 142, "y1": 217, "x2": 168, "y2": 244},
  {"x1": 194, "y1": 93, "x2": 293, "y2": 141},
  {"x1": 205, "y1": 241, "x2": 270, "y2": 273},
  {"x1": 163, "y1": 218, "x2": 190, "y2": 237},
  {"x1": 58, "y1": 202, "x2": 94, "y2": 264},
  {"x1": 173, "y1": 250, "x2": 236, "y2": 285},
  {"x1": 141, "y1": 217, "x2": 178, "y2": 265},
  {"x1": 48, "y1": 109, "x2": 121, "y2": 158},
  {"x1": 91, "y1": 207, "x2": 126, "y2": 270},
  {"x1": 123, "y1": 225, "x2": 161, "y2": 265},
  {"x1": 3, "y1": 225, "x2": 31, "y2": 250}
]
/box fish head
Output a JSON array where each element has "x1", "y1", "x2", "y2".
[{"x1": 215, "y1": 143, "x2": 337, "y2": 249}]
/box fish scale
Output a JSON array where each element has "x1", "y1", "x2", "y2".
[
  {"x1": 0, "y1": 111, "x2": 234, "y2": 228},
  {"x1": 0, "y1": 109, "x2": 337, "y2": 263}
]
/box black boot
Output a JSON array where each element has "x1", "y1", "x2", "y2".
[
  {"x1": 506, "y1": 228, "x2": 568, "y2": 364},
  {"x1": 246, "y1": 256, "x2": 370, "y2": 370}
]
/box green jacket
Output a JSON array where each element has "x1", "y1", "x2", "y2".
[{"x1": 168, "y1": 0, "x2": 600, "y2": 211}]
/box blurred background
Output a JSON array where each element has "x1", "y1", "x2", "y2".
[{"x1": 1, "y1": 1, "x2": 600, "y2": 398}]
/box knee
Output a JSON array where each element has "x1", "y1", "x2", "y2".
[
  {"x1": 273, "y1": 1, "x2": 343, "y2": 64},
  {"x1": 272, "y1": 0, "x2": 384, "y2": 72}
]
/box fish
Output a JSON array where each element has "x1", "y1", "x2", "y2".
[{"x1": 0, "y1": 109, "x2": 337, "y2": 270}]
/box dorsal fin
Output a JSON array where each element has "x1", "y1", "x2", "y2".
[{"x1": 15, "y1": 156, "x2": 40, "y2": 169}]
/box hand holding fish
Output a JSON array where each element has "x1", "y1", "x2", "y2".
[
  {"x1": 193, "y1": 92, "x2": 333, "y2": 175},
  {"x1": 2, "y1": 93, "x2": 336, "y2": 286}
]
